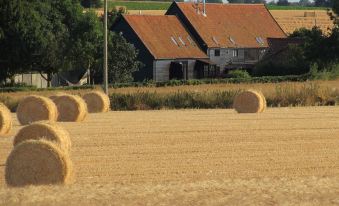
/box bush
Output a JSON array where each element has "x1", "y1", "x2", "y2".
[
  {"x1": 0, "y1": 74, "x2": 315, "y2": 93},
  {"x1": 108, "y1": 83, "x2": 339, "y2": 111},
  {"x1": 270, "y1": 83, "x2": 337, "y2": 107},
  {"x1": 227, "y1": 70, "x2": 251, "y2": 79},
  {"x1": 309, "y1": 62, "x2": 339, "y2": 80},
  {"x1": 110, "y1": 91, "x2": 240, "y2": 110},
  {"x1": 0, "y1": 85, "x2": 95, "y2": 93},
  {"x1": 108, "y1": 74, "x2": 310, "y2": 89}
]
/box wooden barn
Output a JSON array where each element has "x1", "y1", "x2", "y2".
[
  {"x1": 112, "y1": 2, "x2": 287, "y2": 81},
  {"x1": 112, "y1": 15, "x2": 212, "y2": 82}
]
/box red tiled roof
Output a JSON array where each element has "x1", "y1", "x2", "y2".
[
  {"x1": 173, "y1": 3, "x2": 287, "y2": 48},
  {"x1": 123, "y1": 15, "x2": 208, "y2": 59}
]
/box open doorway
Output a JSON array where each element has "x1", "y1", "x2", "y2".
[{"x1": 169, "y1": 61, "x2": 188, "y2": 80}]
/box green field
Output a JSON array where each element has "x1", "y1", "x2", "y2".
[
  {"x1": 109, "y1": 1, "x2": 171, "y2": 10},
  {"x1": 108, "y1": 1, "x2": 329, "y2": 10}
]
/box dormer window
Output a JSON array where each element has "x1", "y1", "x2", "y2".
[
  {"x1": 212, "y1": 36, "x2": 219, "y2": 45},
  {"x1": 229, "y1": 36, "x2": 236, "y2": 45},
  {"x1": 170, "y1": 36, "x2": 179, "y2": 47},
  {"x1": 187, "y1": 36, "x2": 196, "y2": 46},
  {"x1": 256, "y1": 37, "x2": 264, "y2": 45},
  {"x1": 178, "y1": 36, "x2": 186, "y2": 46}
]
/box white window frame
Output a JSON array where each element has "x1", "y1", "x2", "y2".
[{"x1": 233, "y1": 49, "x2": 238, "y2": 57}]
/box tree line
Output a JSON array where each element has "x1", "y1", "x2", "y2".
[
  {"x1": 0, "y1": 0, "x2": 141, "y2": 87},
  {"x1": 253, "y1": 0, "x2": 339, "y2": 77}
]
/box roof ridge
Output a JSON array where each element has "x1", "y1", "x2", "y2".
[
  {"x1": 176, "y1": 2, "x2": 265, "y2": 6},
  {"x1": 123, "y1": 14, "x2": 172, "y2": 17}
]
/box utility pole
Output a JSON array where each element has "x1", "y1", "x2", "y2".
[{"x1": 103, "y1": 0, "x2": 108, "y2": 94}]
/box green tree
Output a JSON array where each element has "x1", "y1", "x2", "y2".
[
  {"x1": 28, "y1": 1, "x2": 73, "y2": 87},
  {"x1": 106, "y1": 7, "x2": 126, "y2": 29},
  {"x1": 329, "y1": 0, "x2": 339, "y2": 25},
  {"x1": 253, "y1": 45, "x2": 309, "y2": 76},
  {"x1": 244, "y1": 0, "x2": 266, "y2": 3},
  {"x1": 299, "y1": 0, "x2": 312, "y2": 6},
  {"x1": 0, "y1": 0, "x2": 28, "y2": 84},
  {"x1": 107, "y1": 33, "x2": 141, "y2": 83},
  {"x1": 314, "y1": 0, "x2": 331, "y2": 7},
  {"x1": 227, "y1": 0, "x2": 245, "y2": 3},
  {"x1": 93, "y1": 7, "x2": 142, "y2": 83},
  {"x1": 68, "y1": 10, "x2": 103, "y2": 84},
  {"x1": 206, "y1": 0, "x2": 223, "y2": 3},
  {"x1": 1, "y1": 0, "x2": 141, "y2": 86},
  {"x1": 332, "y1": 0, "x2": 339, "y2": 15},
  {"x1": 81, "y1": 0, "x2": 102, "y2": 8},
  {"x1": 277, "y1": 0, "x2": 290, "y2": 6},
  {"x1": 92, "y1": 32, "x2": 142, "y2": 83},
  {"x1": 290, "y1": 27, "x2": 327, "y2": 66},
  {"x1": 0, "y1": 0, "x2": 93, "y2": 87}
]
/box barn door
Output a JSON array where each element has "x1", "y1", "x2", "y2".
[
  {"x1": 169, "y1": 62, "x2": 183, "y2": 80},
  {"x1": 182, "y1": 61, "x2": 188, "y2": 80},
  {"x1": 169, "y1": 61, "x2": 188, "y2": 80}
]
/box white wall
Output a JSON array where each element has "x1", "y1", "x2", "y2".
[
  {"x1": 13, "y1": 73, "x2": 48, "y2": 88},
  {"x1": 208, "y1": 48, "x2": 266, "y2": 71}
]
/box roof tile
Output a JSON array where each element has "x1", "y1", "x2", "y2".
[
  {"x1": 174, "y1": 3, "x2": 287, "y2": 48},
  {"x1": 123, "y1": 15, "x2": 208, "y2": 59}
]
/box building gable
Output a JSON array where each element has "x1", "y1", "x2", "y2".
[{"x1": 121, "y1": 15, "x2": 208, "y2": 59}]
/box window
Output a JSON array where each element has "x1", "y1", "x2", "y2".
[
  {"x1": 233, "y1": 49, "x2": 238, "y2": 57},
  {"x1": 178, "y1": 36, "x2": 186, "y2": 46},
  {"x1": 229, "y1": 36, "x2": 236, "y2": 45},
  {"x1": 214, "y1": 49, "x2": 220, "y2": 57},
  {"x1": 170, "y1": 36, "x2": 179, "y2": 46},
  {"x1": 212, "y1": 36, "x2": 219, "y2": 45},
  {"x1": 187, "y1": 36, "x2": 196, "y2": 46},
  {"x1": 255, "y1": 37, "x2": 264, "y2": 45}
]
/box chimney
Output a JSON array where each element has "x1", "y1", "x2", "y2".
[
  {"x1": 194, "y1": 0, "x2": 200, "y2": 14},
  {"x1": 202, "y1": 0, "x2": 206, "y2": 16}
]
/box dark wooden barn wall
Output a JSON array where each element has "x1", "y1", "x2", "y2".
[{"x1": 111, "y1": 17, "x2": 154, "y2": 81}]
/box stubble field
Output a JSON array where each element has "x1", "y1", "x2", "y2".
[{"x1": 1, "y1": 106, "x2": 339, "y2": 205}]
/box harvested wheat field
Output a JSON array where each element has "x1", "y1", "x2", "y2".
[
  {"x1": 270, "y1": 10, "x2": 335, "y2": 34},
  {"x1": 1, "y1": 107, "x2": 339, "y2": 205}
]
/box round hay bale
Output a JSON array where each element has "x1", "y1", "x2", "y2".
[
  {"x1": 233, "y1": 90, "x2": 265, "y2": 113},
  {"x1": 13, "y1": 121, "x2": 71, "y2": 152},
  {"x1": 0, "y1": 103, "x2": 12, "y2": 135},
  {"x1": 49, "y1": 92, "x2": 68, "y2": 101},
  {"x1": 83, "y1": 91, "x2": 110, "y2": 113},
  {"x1": 16, "y1": 95, "x2": 58, "y2": 125},
  {"x1": 5, "y1": 140, "x2": 73, "y2": 187},
  {"x1": 257, "y1": 91, "x2": 267, "y2": 112},
  {"x1": 52, "y1": 94, "x2": 87, "y2": 122}
]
